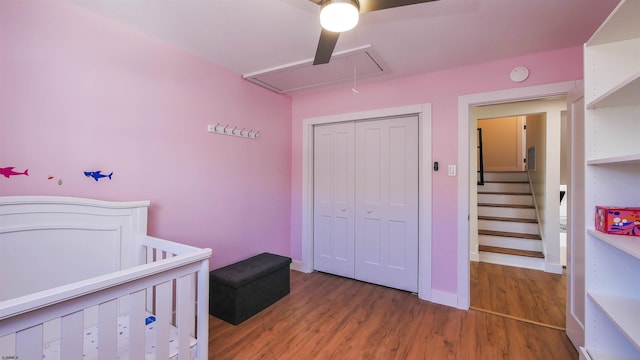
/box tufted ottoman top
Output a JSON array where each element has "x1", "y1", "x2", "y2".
[{"x1": 209, "y1": 252, "x2": 291, "y2": 288}]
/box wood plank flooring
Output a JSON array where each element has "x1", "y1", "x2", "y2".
[
  {"x1": 470, "y1": 261, "x2": 566, "y2": 328},
  {"x1": 209, "y1": 270, "x2": 577, "y2": 359}
]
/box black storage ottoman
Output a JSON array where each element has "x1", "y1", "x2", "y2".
[{"x1": 209, "y1": 252, "x2": 292, "y2": 325}]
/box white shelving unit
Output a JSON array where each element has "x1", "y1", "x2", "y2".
[{"x1": 583, "y1": 1, "x2": 640, "y2": 359}]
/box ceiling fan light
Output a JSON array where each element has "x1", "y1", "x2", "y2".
[{"x1": 320, "y1": 0, "x2": 359, "y2": 33}]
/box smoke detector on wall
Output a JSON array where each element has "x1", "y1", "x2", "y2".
[{"x1": 510, "y1": 66, "x2": 530, "y2": 82}]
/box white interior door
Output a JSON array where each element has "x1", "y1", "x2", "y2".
[
  {"x1": 354, "y1": 116, "x2": 419, "y2": 292},
  {"x1": 566, "y1": 85, "x2": 585, "y2": 348},
  {"x1": 313, "y1": 122, "x2": 355, "y2": 278}
]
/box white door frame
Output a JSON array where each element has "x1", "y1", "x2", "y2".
[
  {"x1": 300, "y1": 103, "x2": 433, "y2": 301},
  {"x1": 457, "y1": 81, "x2": 577, "y2": 309}
]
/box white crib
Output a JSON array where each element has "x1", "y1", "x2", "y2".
[{"x1": 0, "y1": 196, "x2": 212, "y2": 359}]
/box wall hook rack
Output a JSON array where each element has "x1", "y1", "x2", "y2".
[{"x1": 207, "y1": 124, "x2": 260, "y2": 140}]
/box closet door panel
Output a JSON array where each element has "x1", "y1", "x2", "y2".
[
  {"x1": 362, "y1": 218, "x2": 382, "y2": 265},
  {"x1": 314, "y1": 128, "x2": 332, "y2": 262},
  {"x1": 355, "y1": 116, "x2": 419, "y2": 292},
  {"x1": 362, "y1": 127, "x2": 383, "y2": 206},
  {"x1": 313, "y1": 123, "x2": 355, "y2": 278},
  {"x1": 387, "y1": 122, "x2": 418, "y2": 275},
  {"x1": 389, "y1": 126, "x2": 407, "y2": 205},
  {"x1": 356, "y1": 125, "x2": 387, "y2": 284},
  {"x1": 388, "y1": 220, "x2": 407, "y2": 269}
]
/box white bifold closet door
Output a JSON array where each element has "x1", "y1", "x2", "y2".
[
  {"x1": 313, "y1": 122, "x2": 356, "y2": 279},
  {"x1": 313, "y1": 115, "x2": 419, "y2": 292}
]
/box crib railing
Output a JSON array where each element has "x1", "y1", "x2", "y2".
[{"x1": 0, "y1": 237, "x2": 211, "y2": 360}]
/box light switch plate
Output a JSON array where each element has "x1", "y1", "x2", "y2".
[{"x1": 448, "y1": 165, "x2": 456, "y2": 176}]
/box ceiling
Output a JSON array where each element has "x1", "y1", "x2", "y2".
[{"x1": 72, "y1": 0, "x2": 620, "y2": 94}]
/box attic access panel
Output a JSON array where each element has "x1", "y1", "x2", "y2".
[{"x1": 243, "y1": 46, "x2": 386, "y2": 94}]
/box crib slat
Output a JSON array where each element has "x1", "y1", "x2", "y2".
[
  {"x1": 176, "y1": 274, "x2": 194, "y2": 358},
  {"x1": 98, "y1": 299, "x2": 118, "y2": 359},
  {"x1": 155, "y1": 281, "x2": 172, "y2": 359},
  {"x1": 197, "y1": 259, "x2": 210, "y2": 359},
  {"x1": 16, "y1": 324, "x2": 42, "y2": 359},
  {"x1": 61, "y1": 310, "x2": 84, "y2": 359},
  {"x1": 188, "y1": 272, "x2": 197, "y2": 337},
  {"x1": 146, "y1": 246, "x2": 155, "y2": 312},
  {"x1": 129, "y1": 290, "x2": 146, "y2": 360}
]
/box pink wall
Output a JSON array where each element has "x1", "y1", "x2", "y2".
[
  {"x1": 290, "y1": 46, "x2": 583, "y2": 295},
  {"x1": 0, "y1": 1, "x2": 292, "y2": 269},
  {"x1": 1, "y1": 0, "x2": 584, "y2": 297}
]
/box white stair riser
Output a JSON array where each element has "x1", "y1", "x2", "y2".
[
  {"x1": 478, "y1": 251, "x2": 545, "y2": 270},
  {"x1": 478, "y1": 219, "x2": 539, "y2": 234},
  {"x1": 478, "y1": 206, "x2": 536, "y2": 219},
  {"x1": 483, "y1": 172, "x2": 528, "y2": 182},
  {"x1": 477, "y1": 194, "x2": 533, "y2": 206},
  {"x1": 479, "y1": 235, "x2": 543, "y2": 252},
  {"x1": 477, "y1": 171, "x2": 541, "y2": 270},
  {"x1": 479, "y1": 182, "x2": 530, "y2": 193}
]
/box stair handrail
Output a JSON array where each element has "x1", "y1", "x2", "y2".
[{"x1": 477, "y1": 128, "x2": 485, "y2": 185}]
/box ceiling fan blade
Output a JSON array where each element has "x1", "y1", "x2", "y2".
[
  {"x1": 359, "y1": 0, "x2": 438, "y2": 13},
  {"x1": 313, "y1": 28, "x2": 341, "y2": 65}
]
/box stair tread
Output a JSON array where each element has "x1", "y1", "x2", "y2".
[
  {"x1": 478, "y1": 216, "x2": 538, "y2": 223},
  {"x1": 478, "y1": 191, "x2": 532, "y2": 195},
  {"x1": 479, "y1": 229, "x2": 541, "y2": 240},
  {"x1": 479, "y1": 245, "x2": 544, "y2": 259},
  {"x1": 482, "y1": 180, "x2": 529, "y2": 184},
  {"x1": 477, "y1": 203, "x2": 535, "y2": 209}
]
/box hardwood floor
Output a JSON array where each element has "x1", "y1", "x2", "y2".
[
  {"x1": 209, "y1": 270, "x2": 577, "y2": 359},
  {"x1": 470, "y1": 261, "x2": 566, "y2": 329}
]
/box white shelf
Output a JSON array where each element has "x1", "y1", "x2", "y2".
[
  {"x1": 587, "y1": 154, "x2": 640, "y2": 165},
  {"x1": 587, "y1": 229, "x2": 640, "y2": 260},
  {"x1": 584, "y1": 1, "x2": 640, "y2": 357},
  {"x1": 586, "y1": 71, "x2": 640, "y2": 109},
  {"x1": 588, "y1": 292, "x2": 640, "y2": 352},
  {"x1": 586, "y1": 0, "x2": 640, "y2": 46},
  {"x1": 585, "y1": 348, "x2": 639, "y2": 360}
]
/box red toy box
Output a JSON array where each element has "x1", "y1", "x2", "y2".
[{"x1": 595, "y1": 206, "x2": 640, "y2": 236}]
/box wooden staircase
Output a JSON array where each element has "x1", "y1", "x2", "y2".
[{"x1": 477, "y1": 171, "x2": 545, "y2": 270}]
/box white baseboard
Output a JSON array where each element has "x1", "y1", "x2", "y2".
[
  {"x1": 290, "y1": 260, "x2": 309, "y2": 273},
  {"x1": 470, "y1": 252, "x2": 479, "y2": 262},
  {"x1": 430, "y1": 290, "x2": 459, "y2": 309},
  {"x1": 544, "y1": 261, "x2": 563, "y2": 274},
  {"x1": 290, "y1": 262, "x2": 462, "y2": 311}
]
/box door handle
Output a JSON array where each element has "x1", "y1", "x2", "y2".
[{"x1": 367, "y1": 210, "x2": 372, "y2": 214}]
